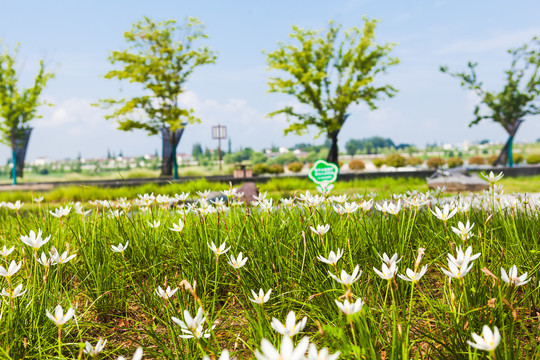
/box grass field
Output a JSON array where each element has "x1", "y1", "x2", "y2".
[
  {"x1": 0, "y1": 173, "x2": 539, "y2": 359},
  {"x1": 0, "y1": 174, "x2": 539, "y2": 205}
]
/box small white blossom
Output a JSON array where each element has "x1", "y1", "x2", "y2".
[
  {"x1": 467, "y1": 325, "x2": 501, "y2": 352},
  {"x1": 335, "y1": 297, "x2": 364, "y2": 315},
  {"x1": 316, "y1": 249, "x2": 344, "y2": 266},
  {"x1": 501, "y1": 265, "x2": 530, "y2": 286},
  {"x1": 249, "y1": 289, "x2": 272, "y2": 304},
  {"x1": 270, "y1": 310, "x2": 307, "y2": 337}
]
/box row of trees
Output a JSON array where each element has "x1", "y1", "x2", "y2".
[{"x1": 1, "y1": 18, "x2": 540, "y2": 183}]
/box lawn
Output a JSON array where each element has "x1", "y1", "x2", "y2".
[{"x1": 0, "y1": 175, "x2": 538, "y2": 359}]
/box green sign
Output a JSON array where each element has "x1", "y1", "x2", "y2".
[{"x1": 308, "y1": 160, "x2": 339, "y2": 186}]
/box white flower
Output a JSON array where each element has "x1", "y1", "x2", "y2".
[
  {"x1": 174, "y1": 192, "x2": 190, "y2": 202},
  {"x1": 49, "y1": 206, "x2": 71, "y2": 218},
  {"x1": 169, "y1": 219, "x2": 184, "y2": 232},
  {"x1": 249, "y1": 289, "x2": 272, "y2": 304},
  {"x1": 156, "y1": 194, "x2": 171, "y2": 205},
  {"x1": 20, "y1": 229, "x2": 51, "y2": 250},
  {"x1": 307, "y1": 343, "x2": 341, "y2": 360},
  {"x1": 155, "y1": 286, "x2": 179, "y2": 299},
  {"x1": 404, "y1": 196, "x2": 430, "y2": 209},
  {"x1": 222, "y1": 188, "x2": 238, "y2": 197},
  {"x1": 501, "y1": 265, "x2": 530, "y2": 286},
  {"x1": 108, "y1": 209, "x2": 124, "y2": 218},
  {"x1": 373, "y1": 262, "x2": 398, "y2": 280},
  {"x1": 203, "y1": 349, "x2": 232, "y2": 360},
  {"x1": 208, "y1": 241, "x2": 230, "y2": 256},
  {"x1": 51, "y1": 249, "x2": 77, "y2": 265},
  {"x1": 84, "y1": 338, "x2": 107, "y2": 357},
  {"x1": 46, "y1": 305, "x2": 75, "y2": 326},
  {"x1": 329, "y1": 194, "x2": 348, "y2": 204},
  {"x1": 310, "y1": 224, "x2": 330, "y2": 236},
  {"x1": 1, "y1": 283, "x2": 27, "y2": 298},
  {"x1": 0, "y1": 245, "x2": 14, "y2": 257},
  {"x1": 386, "y1": 200, "x2": 402, "y2": 216},
  {"x1": 37, "y1": 252, "x2": 52, "y2": 267},
  {"x1": 360, "y1": 199, "x2": 374, "y2": 211},
  {"x1": 328, "y1": 265, "x2": 362, "y2": 286},
  {"x1": 280, "y1": 198, "x2": 296, "y2": 209},
  {"x1": 259, "y1": 198, "x2": 274, "y2": 211},
  {"x1": 196, "y1": 190, "x2": 212, "y2": 199},
  {"x1": 316, "y1": 249, "x2": 343, "y2": 266},
  {"x1": 398, "y1": 265, "x2": 428, "y2": 283},
  {"x1": 335, "y1": 297, "x2": 364, "y2": 316},
  {"x1": 172, "y1": 307, "x2": 214, "y2": 339},
  {"x1": 6, "y1": 201, "x2": 23, "y2": 211},
  {"x1": 430, "y1": 204, "x2": 457, "y2": 222},
  {"x1": 138, "y1": 193, "x2": 155, "y2": 205},
  {"x1": 33, "y1": 197, "x2": 44, "y2": 203},
  {"x1": 0, "y1": 260, "x2": 22, "y2": 277},
  {"x1": 448, "y1": 246, "x2": 481, "y2": 268},
  {"x1": 147, "y1": 220, "x2": 160, "y2": 228},
  {"x1": 227, "y1": 252, "x2": 248, "y2": 269},
  {"x1": 375, "y1": 201, "x2": 389, "y2": 213},
  {"x1": 441, "y1": 259, "x2": 474, "y2": 279},
  {"x1": 467, "y1": 325, "x2": 501, "y2": 352},
  {"x1": 255, "y1": 336, "x2": 309, "y2": 360},
  {"x1": 117, "y1": 347, "x2": 144, "y2": 360},
  {"x1": 270, "y1": 311, "x2": 307, "y2": 337},
  {"x1": 378, "y1": 252, "x2": 401, "y2": 267},
  {"x1": 481, "y1": 171, "x2": 504, "y2": 184},
  {"x1": 111, "y1": 241, "x2": 129, "y2": 253},
  {"x1": 451, "y1": 221, "x2": 475, "y2": 241}
]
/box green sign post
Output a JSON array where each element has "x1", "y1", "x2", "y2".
[{"x1": 308, "y1": 160, "x2": 339, "y2": 192}]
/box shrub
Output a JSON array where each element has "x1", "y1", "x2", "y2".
[
  {"x1": 372, "y1": 158, "x2": 385, "y2": 169},
  {"x1": 384, "y1": 154, "x2": 406, "y2": 168},
  {"x1": 271, "y1": 152, "x2": 298, "y2": 165},
  {"x1": 488, "y1": 155, "x2": 498, "y2": 165},
  {"x1": 287, "y1": 162, "x2": 304, "y2": 173},
  {"x1": 406, "y1": 157, "x2": 424, "y2": 166},
  {"x1": 426, "y1": 157, "x2": 446, "y2": 169},
  {"x1": 468, "y1": 156, "x2": 486, "y2": 165},
  {"x1": 253, "y1": 163, "x2": 270, "y2": 175},
  {"x1": 447, "y1": 157, "x2": 464, "y2": 168},
  {"x1": 526, "y1": 154, "x2": 540, "y2": 164},
  {"x1": 513, "y1": 153, "x2": 524, "y2": 164},
  {"x1": 348, "y1": 159, "x2": 365, "y2": 171},
  {"x1": 268, "y1": 163, "x2": 284, "y2": 174}
]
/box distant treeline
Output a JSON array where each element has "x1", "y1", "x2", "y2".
[{"x1": 345, "y1": 136, "x2": 412, "y2": 155}]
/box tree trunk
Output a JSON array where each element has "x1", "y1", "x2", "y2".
[
  {"x1": 161, "y1": 126, "x2": 185, "y2": 178},
  {"x1": 326, "y1": 131, "x2": 339, "y2": 165},
  {"x1": 493, "y1": 120, "x2": 523, "y2": 167},
  {"x1": 11, "y1": 148, "x2": 17, "y2": 185}
]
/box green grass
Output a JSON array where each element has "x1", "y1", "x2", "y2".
[
  {"x1": 0, "y1": 179, "x2": 538, "y2": 359},
  {"x1": 0, "y1": 165, "x2": 236, "y2": 185}
]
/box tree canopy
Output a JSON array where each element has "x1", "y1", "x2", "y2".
[
  {"x1": 441, "y1": 37, "x2": 540, "y2": 166},
  {"x1": 100, "y1": 17, "x2": 216, "y2": 177},
  {"x1": 266, "y1": 18, "x2": 399, "y2": 164},
  {"x1": 0, "y1": 41, "x2": 54, "y2": 182}
]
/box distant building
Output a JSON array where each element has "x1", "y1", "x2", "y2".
[{"x1": 31, "y1": 157, "x2": 51, "y2": 166}]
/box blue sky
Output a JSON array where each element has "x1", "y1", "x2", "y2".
[{"x1": 1, "y1": 0, "x2": 540, "y2": 161}]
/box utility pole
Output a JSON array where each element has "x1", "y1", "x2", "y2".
[{"x1": 212, "y1": 125, "x2": 227, "y2": 171}]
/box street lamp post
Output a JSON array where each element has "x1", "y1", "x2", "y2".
[{"x1": 212, "y1": 125, "x2": 227, "y2": 171}]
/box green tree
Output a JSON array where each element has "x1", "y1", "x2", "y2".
[
  {"x1": 99, "y1": 17, "x2": 216, "y2": 178},
  {"x1": 0, "y1": 42, "x2": 54, "y2": 184},
  {"x1": 266, "y1": 19, "x2": 399, "y2": 165},
  {"x1": 441, "y1": 37, "x2": 540, "y2": 167},
  {"x1": 192, "y1": 143, "x2": 203, "y2": 160}
]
